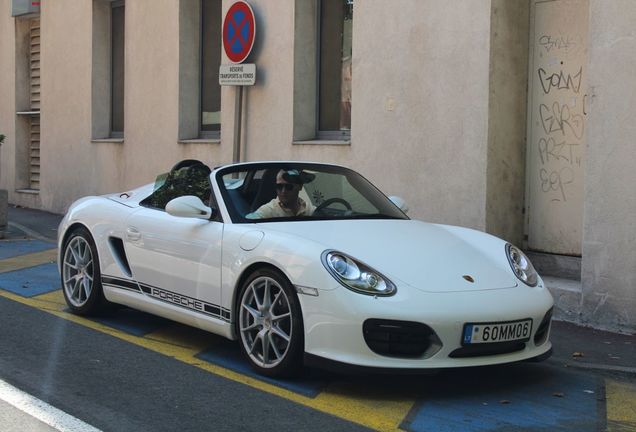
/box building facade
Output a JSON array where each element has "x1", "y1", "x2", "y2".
[{"x1": 0, "y1": 0, "x2": 634, "y2": 333}]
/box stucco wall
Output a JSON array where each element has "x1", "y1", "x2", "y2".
[
  {"x1": 486, "y1": 0, "x2": 529, "y2": 246},
  {"x1": 290, "y1": 0, "x2": 493, "y2": 229},
  {"x1": 350, "y1": 0, "x2": 492, "y2": 229},
  {"x1": 40, "y1": 0, "x2": 99, "y2": 211},
  {"x1": 582, "y1": 0, "x2": 636, "y2": 333}
]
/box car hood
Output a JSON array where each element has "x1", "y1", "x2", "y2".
[{"x1": 258, "y1": 219, "x2": 518, "y2": 293}]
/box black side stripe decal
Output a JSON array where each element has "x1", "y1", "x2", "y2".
[
  {"x1": 101, "y1": 275, "x2": 231, "y2": 322},
  {"x1": 102, "y1": 276, "x2": 141, "y2": 293}
]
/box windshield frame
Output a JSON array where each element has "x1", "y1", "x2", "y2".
[{"x1": 215, "y1": 162, "x2": 409, "y2": 224}]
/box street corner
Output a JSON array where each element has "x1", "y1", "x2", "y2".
[{"x1": 0, "y1": 239, "x2": 58, "y2": 297}]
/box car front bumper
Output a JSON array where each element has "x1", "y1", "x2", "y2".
[{"x1": 297, "y1": 279, "x2": 554, "y2": 370}]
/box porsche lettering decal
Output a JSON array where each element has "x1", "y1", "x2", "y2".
[{"x1": 151, "y1": 287, "x2": 205, "y2": 312}]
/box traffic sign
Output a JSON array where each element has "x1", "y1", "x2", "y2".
[{"x1": 222, "y1": 1, "x2": 256, "y2": 64}]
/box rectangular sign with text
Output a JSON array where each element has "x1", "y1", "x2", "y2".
[{"x1": 219, "y1": 64, "x2": 256, "y2": 86}]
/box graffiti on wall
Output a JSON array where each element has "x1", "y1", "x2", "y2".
[
  {"x1": 527, "y1": 0, "x2": 589, "y2": 255},
  {"x1": 534, "y1": 35, "x2": 586, "y2": 204}
]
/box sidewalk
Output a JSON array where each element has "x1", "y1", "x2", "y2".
[
  {"x1": 2, "y1": 204, "x2": 635, "y2": 376},
  {"x1": 2, "y1": 205, "x2": 60, "y2": 243}
]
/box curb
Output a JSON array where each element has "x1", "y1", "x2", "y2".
[{"x1": 548, "y1": 358, "x2": 636, "y2": 376}]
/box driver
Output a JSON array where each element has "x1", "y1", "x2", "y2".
[{"x1": 246, "y1": 169, "x2": 316, "y2": 219}]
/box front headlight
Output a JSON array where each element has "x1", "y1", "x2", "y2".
[
  {"x1": 506, "y1": 244, "x2": 538, "y2": 287},
  {"x1": 321, "y1": 251, "x2": 397, "y2": 296}
]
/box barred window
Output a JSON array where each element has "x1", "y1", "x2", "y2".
[{"x1": 111, "y1": 1, "x2": 125, "y2": 137}]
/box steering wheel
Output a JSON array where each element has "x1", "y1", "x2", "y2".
[{"x1": 314, "y1": 198, "x2": 352, "y2": 215}]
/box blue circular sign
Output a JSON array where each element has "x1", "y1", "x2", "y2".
[{"x1": 223, "y1": 1, "x2": 256, "y2": 64}]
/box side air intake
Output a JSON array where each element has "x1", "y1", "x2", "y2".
[{"x1": 108, "y1": 237, "x2": 132, "y2": 277}]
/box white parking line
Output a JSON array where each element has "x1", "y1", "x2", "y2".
[{"x1": 0, "y1": 379, "x2": 102, "y2": 432}]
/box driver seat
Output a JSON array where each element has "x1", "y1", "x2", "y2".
[{"x1": 250, "y1": 168, "x2": 279, "y2": 211}]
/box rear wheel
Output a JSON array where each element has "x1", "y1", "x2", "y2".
[
  {"x1": 61, "y1": 227, "x2": 108, "y2": 315},
  {"x1": 237, "y1": 268, "x2": 304, "y2": 377}
]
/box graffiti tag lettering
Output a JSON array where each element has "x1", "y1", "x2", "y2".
[
  {"x1": 538, "y1": 66, "x2": 583, "y2": 94},
  {"x1": 538, "y1": 34, "x2": 578, "y2": 53},
  {"x1": 539, "y1": 102, "x2": 584, "y2": 139},
  {"x1": 539, "y1": 167, "x2": 575, "y2": 202},
  {"x1": 537, "y1": 138, "x2": 580, "y2": 166}
]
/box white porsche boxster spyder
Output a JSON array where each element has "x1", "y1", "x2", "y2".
[{"x1": 58, "y1": 160, "x2": 553, "y2": 376}]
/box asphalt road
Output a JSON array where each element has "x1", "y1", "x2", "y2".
[{"x1": 0, "y1": 295, "x2": 369, "y2": 432}]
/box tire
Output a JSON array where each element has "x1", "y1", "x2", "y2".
[
  {"x1": 61, "y1": 227, "x2": 109, "y2": 315},
  {"x1": 237, "y1": 268, "x2": 304, "y2": 377}
]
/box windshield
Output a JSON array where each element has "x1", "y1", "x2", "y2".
[{"x1": 217, "y1": 163, "x2": 408, "y2": 223}]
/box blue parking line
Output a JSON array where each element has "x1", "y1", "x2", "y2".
[
  {"x1": 0, "y1": 239, "x2": 54, "y2": 259},
  {"x1": 0, "y1": 263, "x2": 60, "y2": 297},
  {"x1": 402, "y1": 367, "x2": 601, "y2": 432},
  {"x1": 91, "y1": 308, "x2": 171, "y2": 337},
  {"x1": 196, "y1": 341, "x2": 325, "y2": 398}
]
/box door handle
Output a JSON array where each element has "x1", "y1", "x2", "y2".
[{"x1": 126, "y1": 227, "x2": 142, "y2": 241}]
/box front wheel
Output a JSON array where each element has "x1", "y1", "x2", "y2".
[
  {"x1": 237, "y1": 268, "x2": 304, "y2": 377},
  {"x1": 61, "y1": 227, "x2": 109, "y2": 315}
]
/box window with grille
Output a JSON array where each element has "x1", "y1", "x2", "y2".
[
  {"x1": 28, "y1": 18, "x2": 41, "y2": 190},
  {"x1": 111, "y1": 1, "x2": 125, "y2": 137}
]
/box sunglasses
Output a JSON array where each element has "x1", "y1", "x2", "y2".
[{"x1": 276, "y1": 183, "x2": 296, "y2": 192}]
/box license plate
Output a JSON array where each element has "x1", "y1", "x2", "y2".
[{"x1": 462, "y1": 319, "x2": 532, "y2": 345}]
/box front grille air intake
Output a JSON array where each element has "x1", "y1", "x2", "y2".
[{"x1": 363, "y1": 319, "x2": 437, "y2": 358}]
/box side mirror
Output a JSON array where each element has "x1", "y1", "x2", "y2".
[
  {"x1": 388, "y1": 196, "x2": 409, "y2": 214},
  {"x1": 166, "y1": 196, "x2": 214, "y2": 220}
]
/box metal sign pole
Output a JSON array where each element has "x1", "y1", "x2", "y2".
[
  {"x1": 233, "y1": 86, "x2": 243, "y2": 164},
  {"x1": 222, "y1": 1, "x2": 256, "y2": 164}
]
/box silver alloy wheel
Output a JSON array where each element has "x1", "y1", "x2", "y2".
[
  {"x1": 62, "y1": 236, "x2": 95, "y2": 307},
  {"x1": 239, "y1": 276, "x2": 293, "y2": 369}
]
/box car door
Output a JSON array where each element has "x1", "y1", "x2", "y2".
[{"x1": 123, "y1": 163, "x2": 225, "y2": 322}]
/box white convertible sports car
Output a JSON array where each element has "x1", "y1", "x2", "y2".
[{"x1": 58, "y1": 160, "x2": 553, "y2": 376}]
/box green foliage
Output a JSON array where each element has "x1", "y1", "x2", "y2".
[
  {"x1": 0, "y1": 134, "x2": 5, "y2": 144},
  {"x1": 143, "y1": 165, "x2": 212, "y2": 209}
]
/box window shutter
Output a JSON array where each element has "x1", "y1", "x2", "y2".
[{"x1": 29, "y1": 18, "x2": 40, "y2": 189}]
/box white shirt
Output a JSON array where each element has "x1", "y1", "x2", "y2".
[{"x1": 246, "y1": 197, "x2": 315, "y2": 219}]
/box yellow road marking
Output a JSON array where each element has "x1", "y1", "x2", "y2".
[
  {"x1": 0, "y1": 249, "x2": 57, "y2": 273},
  {"x1": 144, "y1": 324, "x2": 218, "y2": 357},
  {"x1": 606, "y1": 379, "x2": 636, "y2": 431},
  {"x1": 33, "y1": 289, "x2": 65, "y2": 302},
  {"x1": 0, "y1": 288, "x2": 414, "y2": 431},
  {"x1": 313, "y1": 382, "x2": 415, "y2": 431}
]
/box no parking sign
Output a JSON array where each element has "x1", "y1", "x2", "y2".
[{"x1": 222, "y1": 1, "x2": 256, "y2": 64}]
